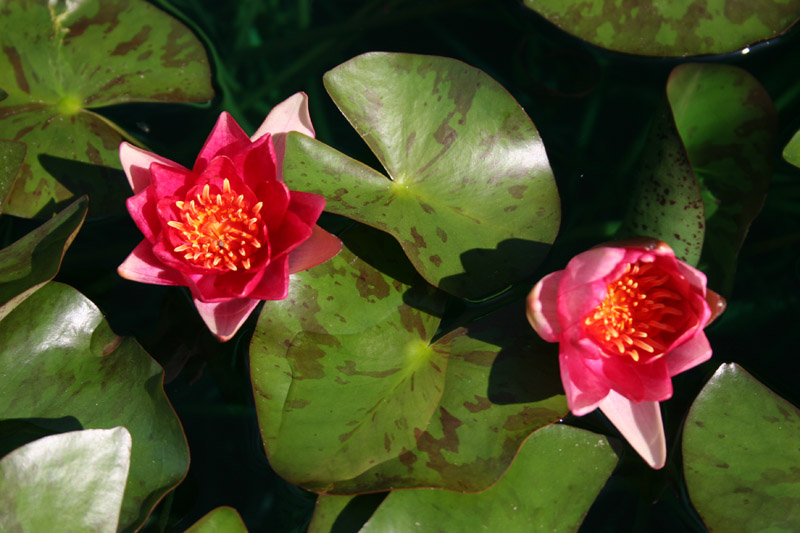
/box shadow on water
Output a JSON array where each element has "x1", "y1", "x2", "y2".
[{"x1": 0, "y1": 416, "x2": 84, "y2": 457}]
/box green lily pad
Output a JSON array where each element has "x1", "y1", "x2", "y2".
[
  {"x1": 667, "y1": 63, "x2": 777, "y2": 295},
  {"x1": 0, "y1": 139, "x2": 26, "y2": 214},
  {"x1": 0, "y1": 427, "x2": 131, "y2": 532},
  {"x1": 0, "y1": 0, "x2": 213, "y2": 217},
  {"x1": 0, "y1": 282, "x2": 189, "y2": 533},
  {"x1": 358, "y1": 425, "x2": 617, "y2": 532},
  {"x1": 308, "y1": 494, "x2": 387, "y2": 533},
  {"x1": 184, "y1": 506, "x2": 248, "y2": 533},
  {"x1": 620, "y1": 104, "x2": 705, "y2": 265},
  {"x1": 783, "y1": 128, "x2": 800, "y2": 168},
  {"x1": 522, "y1": 0, "x2": 800, "y2": 56},
  {"x1": 283, "y1": 52, "x2": 560, "y2": 299},
  {"x1": 0, "y1": 196, "x2": 87, "y2": 320},
  {"x1": 683, "y1": 363, "x2": 800, "y2": 532},
  {"x1": 250, "y1": 227, "x2": 566, "y2": 493}
]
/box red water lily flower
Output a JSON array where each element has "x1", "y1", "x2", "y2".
[
  {"x1": 527, "y1": 239, "x2": 725, "y2": 468},
  {"x1": 118, "y1": 93, "x2": 341, "y2": 341}
]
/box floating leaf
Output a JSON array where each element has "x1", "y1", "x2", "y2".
[
  {"x1": 0, "y1": 428, "x2": 131, "y2": 533},
  {"x1": 250, "y1": 227, "x2": 566, "y2": 493},
  {"x1": 0, "y1": 139, "x2": 25, "y2": 214},
  {"x1": 683, "y1": 363, "x2": 800, "y2": 531},
  {"x1": 0, "y1": 282, "x2": 189, "y2": 533},
  {"x1": 308, "y1": 494, "x2": 388, "y2": 533},
  {"x1": 782, "y1": 128, "x2": 800, "y2": 168},
  {"x1": 185, "y1": 506, "x2": 248, "y2": 533},
  {"x1": 620, "y1": 104, "x2": 705, "y2": 265},
  {"x1": 283, "y1": 52, "x2": 560, "y2": 299},
  {"x1": 0, "y1": 196, "x2": 87, "y2": 319},
  {"x1": 0, "y1": 0, "x2": 213, "y2": 217},
  {"x1": 668, "y1": 64, "x2": 777, "y2": 295},
  {"x1": 359, "y1": 425, "x2": 617, "y2": 532},
  {"x1": 522, "y1": 0, "x2": 800, "y2": 56}
]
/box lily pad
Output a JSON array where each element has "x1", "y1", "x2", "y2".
[
  {"x1": 283, "y1": 52, "x2": 560, "y2": 299},
  {"x1": 0, "y1": 0, "x2": 213, "y2": 217},
  {"x1": 0, "y1": 196, "x2": 87, "y2": 320},
  {"x1": 250, "y1": 227, "x2": 566, "y2": 493},
  {"x1": 620, "y1": 104, "x2": 705, "y2": 265},
  {"x1": 359, "y1": 425, "x2": 617, "y2": 532},
  {"x1": 522, "y1": 0, "x2": 800, "y2": 56},
  {"x1": 783, "y1": 128, "x2": 800, "y2": 168},
  {"x1": 667, "y1": 63, "x2": 777, "y2": 295},
  {"x1": 0, "y1": 428, "x2": 131, "y2": 533},
  {"x1": 683, "y1": 363, "x2": 800, "y2": 531},
  {"x1": 0, "y1": 282, "x2": 189, "y2": 533},
  {"x1": 0, "y1": 139, "x2": 25, "y2": 214},
  {"x1": 184, "y1": 506, "x2": 248, "y2": 533}
]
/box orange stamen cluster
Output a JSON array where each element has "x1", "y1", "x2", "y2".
[
  {"x1": 583, "y1": 262, "x2": 686, "y2": 363},
  {"x1": 167, "y1": 178, "x2": 264, "y2": 271}
]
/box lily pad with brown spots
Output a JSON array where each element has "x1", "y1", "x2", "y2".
[
  {"x1": 0, "y1": 139, "x2": 26, "y2": 214},
  {"x1": 522, "y1": 0, "x2": 800, "y2": 56},
  {"x1": 683, "y1": 363, "x2": 800, "y2": 532},
  {"x1": 250, "y1": 227, "x2": 566, "y2": 493},
  {"x1": 0, "y1": 0, "x2": 213, "y2": 217},
  {"x1": 783, "y1": 128, "x2": 800, "y2": 168},
  {"x1": 283, "y1": 52, "x2": 560, "y2": 299}
]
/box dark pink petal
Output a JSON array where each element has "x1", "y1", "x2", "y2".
[
  {"x1": 194, "y1": 297, "x2": 261, "y2": 342},
  {"x1": 559, "y1": 343, "x2": 610, "y2": 416},
  {"x1": 234, "y1": 134, "x2": 279, "y2": 192},
  {"x1": 558, "y1": 247, "x2": 626, "y2": 327},
  {"x1": 251, "y1": 92, "x2": 315, "y2": 182},
  {"x1": 152, "y1": 239, "x2": 203, "y2": 276},
  {"x1": 289, "y1": 226, "x2": 342, "y2": 274},
  {"x1": 193, "y1": 112, "x2": 252, "y2": 173},
  {"x1": 249, "y1": 255, "x2": 290, "y2": 300},
  {"x1": 126, "y1": 189, "x2": 160, "y2": 243},
  {"x1": 119, "y1": 142, "x2": 185, "y2": 194},
  {"x1": 270, "y1": 210, "x2": 313, "y2": 259},
  {"x1": 117, "y1": 241, "x2": 185, "y2": 286},
  {"x1": 666, "y1": 333, "x2": 712, "y2": 377},
  {"x1": 288, "y1": 190, "x2": 326, "y2": 227},
  {"x1": 598, "y1": 390, "x2": 666, "y2": 469},
  {"x1": 151, "y1": 162, "x2": 195, "y2": 200},
  {"x1": 601, "y1": 355, "x2": 672, "y2": 403},
  {"x1": 526, "y1": 270, "x2": 563, "y2": 343},
  {"x1": 213, "y1": 268, "x2": 267, "y2": 300}
]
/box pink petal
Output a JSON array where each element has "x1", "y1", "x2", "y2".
[
  {"x1": 600, "y1": 354, "x2": 673, "y2": 403},
  {"x1": 236, "y1": 134, "x2": 279, "y2": 193},
  {"x1": 251, "y1": 92, "x2": 315, "y2": 182},
  {"x1": 526, "y1": 271, "x2": 563, "y2": 343},
  {"x1": 269, "y1": 209, "x2": 313, "y2": 259},
  {"x1": 119, "y1": 142, "x2": 184, "y2": 194},
  {"x1": 117, "y1": 241, "x2": 185, "y2": 286},
  {"x1": 255, "y1": 179, "x2": 290, "y2": 230},
  {"x1": 288, "y1": 190, "x2": 326, "y2": 227},
  {"x1": 675, "y1": 261, "x2": 708, "y2": 294},
  {"x1": 289, "y1": 226, "x2": 342, "y2": 274},
  {"x1": 194, "y1": 112, "x2": 251, "y2": 174},
  {"x1": 252, "y1": 92, "x2": 315, "y2": 141},
  {"x1": 559, "y1": 344, "x2": 610, "y2": 416},
  {"x1": 250, "y1": 255, "x2": 290, "y2": 300},
  {"x1": 150, "y1": 162, "x2": 195, "y2": 200},
  {"x1": 666, "y1": 332, "x2": 712, "y2": 377},
  {"x1": 598, "y1": 390, "x2": 666, "y2": 469},
  {"x1": 193, "y1": 297, "x2": 260, "y2": 342},
  {"x1": 558, "y1": 247, "x2": 627, "y2": 327},
  {"x1": 126, "y1": 188, "x2": 160, "y2": 243}
]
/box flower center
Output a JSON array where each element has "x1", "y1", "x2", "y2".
[
  {"x1": 583, "y1": 262, "x2": 686, "y2": 363},
  {"x1": 167, "y1": 178, "x2": 263, "y2": 271}
]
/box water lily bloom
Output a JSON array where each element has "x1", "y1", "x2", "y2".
[
  {"x1": 118, "y1": 93, "x2": 341, "y2": 341},
  {"x1": 526, "y1": 239, "x2": 724, "y2": 468}
]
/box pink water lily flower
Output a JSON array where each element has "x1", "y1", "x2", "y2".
[
  {"x1": 118, "y1": 93, "x2": 341, "y2": 341},
  {"x1": 527, "y1": 239, "x2": 724, "y2": 468}
]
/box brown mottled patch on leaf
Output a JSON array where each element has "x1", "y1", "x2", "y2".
[
  {"x1": 508, "y1": 184, "x2": 527, "y2": 199},
  {"x1": 410, "y1": 226, "x2": 426, "y2": 248},
  {"x1": 337, "y1": 360, "x2": 400, "y2": 378},
  {"x1": 111, "y1": 25, "x2": 152, "y2": 56},
  {"x1": 398, "y1": 448, "x2": 417, "y2": 473},
  {"x1": 464, "y1": 395, "x2": 492, "y2": 413},
  {"x1": 502, "y1": 406, "x2": 560, "y2": 431},
  {"x1": 3, "y1": 45, "x2": 29, "y2": 94},
  {"x1": 436, "y1": 227, "x2": 447, "y2": 243},
  {"x1": 429, "y1": 255, "x2": 442, "y2": 266},
  {"x1": 398, "y1": 305, "x2": 427, "y2": 339}
]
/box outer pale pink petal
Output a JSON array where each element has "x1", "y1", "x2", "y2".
[
  {"x1": 251, "y1": 92, "x2": 315, "y2": 181},
  {"x1": 598, "y1": 390, "x2": 666, "y2": 469},
  {"x1": 118, "y1": 241, "x2": 185, "y2": 286},
  {"x1": 252, "y1": 92, "x2": 315, "y2": 141},
  {"x1": 666, "y1": 332, "x2": 712, "y2": 377},
  {"x1": 289, "y1": 226, "x2": 342, "y2": 274},
  {"x1": 193, "y1": 297, "x2": 260, "y2": 342},
  {"x1": 119, "y1": 142, "x2": 185, "y2": 194},
  {"x1": 526, "y1": 271, "x2": 564, "y2": 343},
  {"x1": 560, "y1": 345, "x2": 610, "y2": 416},
  {"x1": 194, "y1": 112, "x2": 252, "y2": 173}
]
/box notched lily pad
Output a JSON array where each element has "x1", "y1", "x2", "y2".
[
  {"x1": 782, "y1": 128, "x2": 800, "y2": 168},
  {"x1": 522, "y1": 0, "x2": 800, "y2": 56},
  {"x1": 683, "y1": 363, "x2": 800, "y2": 532},
  {"x1": 0, "y1": 282, "x2": 189, "y2": 533},
  {"x1": 250, "y1": 227, "x2": 566, "y2": 493},
  {"x1": 184, "y1": 506, "x2": 248, "y2": 533},
  {"x1": 284, "y1": 52, "x2": 560, "y2": 299},
  {"x1": 0, "y1": 428, "x2": 132, "y2": 533},
  {"x1": 0, "y1": 139, "x2": 26, "y2": 213},
  {"x1": 667, "y1": 63, "x2": 777, "y2": 295},
  {"x1": 0, "y1": 0, "x2": 213, "y2": 217}
]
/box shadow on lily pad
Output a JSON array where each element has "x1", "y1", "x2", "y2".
[
  {"x1": 37, "y1": 154, "x2": 129, "y2": 218},
  {"x1": 0, "y1": 416, "x2": 83, "y2": 457}
]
